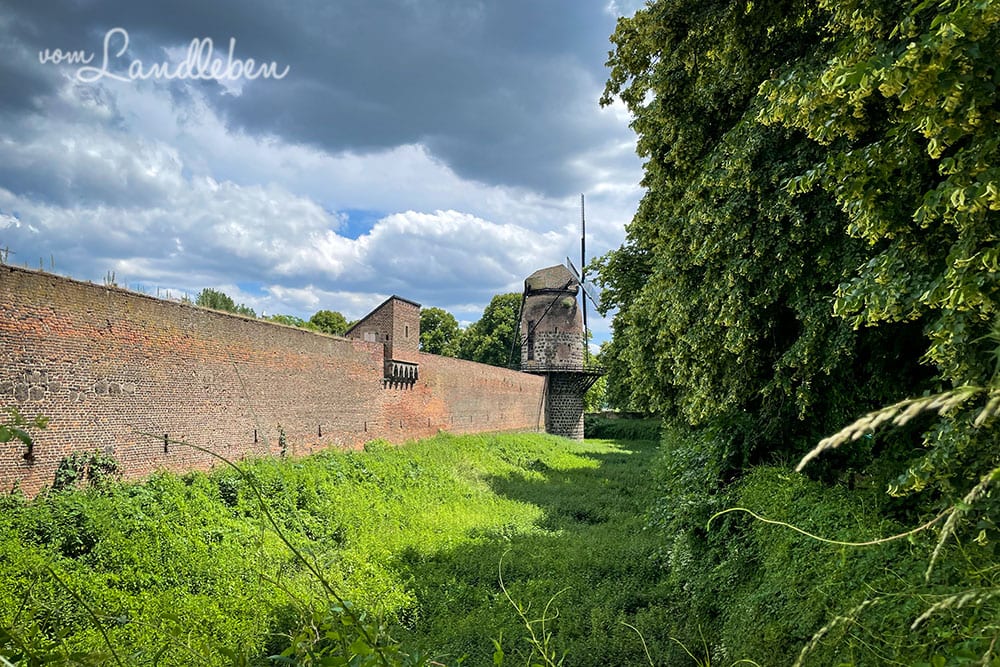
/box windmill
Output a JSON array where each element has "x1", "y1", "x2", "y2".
[
  {"x1": 507, "y1": 195, "x2": 601, "y2": 370},
  {"x1": 508, "y1": 196, "x2": 605, "y2": 440}
]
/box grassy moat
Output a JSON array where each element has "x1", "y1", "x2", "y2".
[
  {"x1": 4, "y1": 415, "x2": 980, "y2": 666},
  {"x1": 0, "y1": 426, "x2": 672, "y2": 665}
]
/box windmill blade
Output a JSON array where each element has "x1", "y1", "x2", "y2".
[
  {"x1": 564, "y1": 257, "x2": 602, "y2": 309},
  {"x1": 580, "y1": 280, "x2": 602, "y2": 309},
  {"x1": 565, "y1": 257, "x2": 581, "y2": 280}
]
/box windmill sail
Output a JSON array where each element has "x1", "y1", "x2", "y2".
[{"x1": 564, "y1": 258, "x2": 602, "y2": 310}]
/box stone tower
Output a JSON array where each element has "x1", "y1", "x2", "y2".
[{"x1": 519, "y1": 265, "x2": 601, "y2": 439}]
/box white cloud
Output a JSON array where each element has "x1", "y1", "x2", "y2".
[
  {"x1": 1, "y1": 15, "x2": 642, "y2": 338},
  {"x1": 261, "y1": 285, "x2": 391, "y2": 321},
  {"x1": 0, "y1": 211, "x2": 20, "y2": 229},
  {"x1": 604, "y1": 0, "x2": 648, "y2": 17}
]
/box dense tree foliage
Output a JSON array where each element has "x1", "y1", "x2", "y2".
[
  {"x1": 597, "y1": 0, "x2": 929, "y2": 462},
  {"x1": 458, "y1": 293, "x2": 522, "y2": 368},
  {"x1": 758, "y1": 0, "x2": 1000, "y2": 502},
  {"x1": 419, "y1": 307, "x2": 462, "y2": 356},
  {"x1": 599, "y1": 0, "x2": 999, "y2": 662},
  {"x1": 309, "y1": 309, "x2": 349, "y2": 336},
  {"x1": 195, "y1": 288, "x2": 256, "y2": 317}
]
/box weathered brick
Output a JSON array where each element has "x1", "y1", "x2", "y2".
[{"x1": 1, "y1": 265, "x2": 546, "y2": 496}]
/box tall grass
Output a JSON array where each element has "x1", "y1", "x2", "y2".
[{"x1": 0, "y1": 429, "x2": 672, "y2": 665}]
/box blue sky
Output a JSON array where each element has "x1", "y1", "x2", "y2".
[{"x1": 0, "y1": 0, "x2": 646, "y2": 346}]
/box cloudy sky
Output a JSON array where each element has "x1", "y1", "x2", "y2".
[{"x1": 0, "y1": 0, "x2": 644, "y2": 344}]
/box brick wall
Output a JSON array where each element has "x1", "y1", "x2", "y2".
[
  {"x1": 345, "y1": 298, "x2": 394, "y2": 349},
  {"x1": 389, "y1": 299, "x2": 420, "y2": 363},
  {"x1": 344, "y1": 296, "x2": 420, "y2": 364},
  {"x1": 0, "y1": 266, "x2": 545, "y2": 496}
]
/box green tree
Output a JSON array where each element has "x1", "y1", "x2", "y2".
[
  {"x1": 598, "y1": 0, "x2": 927, "y2": 461},
  {"x1": 759, "y1": 0, "x2": 1000, "y2": 390},
  {"x1": 598, "y1": 0, "x2": 1000, "y2": 662},
  {"x1": 458, "y1": 293, "x2": 521, "y2": 368},
  {"x1": 419, "y1": 307, "x2": 461, "y2": 356},
  {"x1": 309, "y1": 310, "x2": 349, "y2": 336},
  {"x1": 195, "y1": 288, "x2": 256, "y2": 317},
  {"x1": 757, "y1": 2, "x2": 1000, "y2": 642}
]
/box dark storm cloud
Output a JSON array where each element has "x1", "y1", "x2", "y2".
[
  {"x1": 3, "y1": 0, "x2": 621, "y2": 197},
  {"x1": 0, "y1": 45, "x2": 58, "y2": 115},
  {"x1": 213, "y1": 0, "x2": 619, "y2": 195}
]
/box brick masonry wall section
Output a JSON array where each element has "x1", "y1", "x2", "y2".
[
  {"x1": 0, "y1": 266, "x2": 545, "y2": 496},
  {"x1": 401, "y1": 352, "x2": 547, "y2": 436},
  {"x1": 344, "y1": 296, "x2": 420, "y2": 364},
  {"x1": 346, "y1": 299, "x2": 394, "y2": 351},
  {"x1": 390, "y1": 300, "x2": 420, "y2": 363}
]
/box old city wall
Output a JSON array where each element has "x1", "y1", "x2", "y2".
[{"x1": 0, "y1": 266, "x2": 546, "y2": 496}]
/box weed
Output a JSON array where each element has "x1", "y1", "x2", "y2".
[
  {"x1": 0, "y1": 427, "x2": 676, "y2": 665},
  {"x1": 52, "y1": 451, "x2": 120, "y2": 491},
  {"x1": 496, "y1": 552, "x2": 567, "y2": 667}
]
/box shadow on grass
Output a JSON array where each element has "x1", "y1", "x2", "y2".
[
  {"x1": 391, "y1": 438, "x2": 682, "y2": 666},
  {"x1": 487, "y1": 439, "x2": 659, "y2": 531}
]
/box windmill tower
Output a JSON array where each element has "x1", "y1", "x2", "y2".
[{"x1": 518, "y1": 264, "x2": 602, "y2": 439}]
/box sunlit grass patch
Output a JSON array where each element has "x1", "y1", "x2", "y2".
[{"x1": 0, "y1": 429, "x2": 673, "y2": 665}]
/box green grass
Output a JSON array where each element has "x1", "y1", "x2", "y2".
[
  {"x1": 399, "y1": 435, "x2": 671, "y2": 665},
  {"x1": 0, "y1": 430, "x2": 674, "y2": 665},
  {"x1": 584, "y1": 414, "x2": 661, "y2": 441}
]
